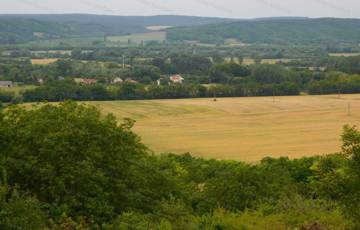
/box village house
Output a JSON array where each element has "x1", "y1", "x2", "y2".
[
  {"x1": 0, "y1": 81, "x2": 13, "y2": 88},
  {"x1": 125, "y1": 78, "x2": 138, "y2": 84},
  {"x1": 169, "y1": 74, "x2": 184, "y2": 84},
  {"x1": 57, "y1": 76, "x2": 65, "y2": 81},
  {"x1": 111, "y1": 77, "x2": 123, "y2": 84},
  {"x1": 37, "y1": 78, "x2": 44, "y2": 85},
  {"x1": 74, "y1": 78, "x2": 98, "y2": 85}
]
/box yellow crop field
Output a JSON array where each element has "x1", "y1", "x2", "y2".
[
  {"x1": 242, "y1": 58, "x2": 255, "y2": 65},
  {"x1": 88, "y1": 94, "x2": 360, "y2": 162},
  {"x1": 31, "y1": 58, "x2": 59, "y2": 65},
  {"x1": 261, "y1": 58, "x2": 294, "y2": 64}
]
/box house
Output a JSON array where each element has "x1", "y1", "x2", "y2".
[
  {"x1": 112, "y1": 77, "x2": 123, "y2": 84},
  {"x1": 83, "y1": 79, "x2": 98, "y2": 85},
  {"x1": 74, "y1": 78, "x2": 98, "y2": 85},
  {"x1": 125, "y1": 78, "x2": 138, "y2": 84},
  {"x1": 37, "y1": 78, "x2": 44, "y2": 85},
  {"x1": 169, "y1": 74, "x2": 184, "y2": 84},
  {"x1": 0, "y1": 81, "x2": 13, "y2": 88}
]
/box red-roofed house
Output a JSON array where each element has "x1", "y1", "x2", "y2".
[
  {"x1": 169, "y1": 74, "x2": 184, "y2": 84},
  {"x1": 74, "y1": 78, "x2": 98, "y2": 85}
]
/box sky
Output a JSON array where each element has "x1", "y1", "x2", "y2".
[{"x1": 1, "y1": 0, "x2": 360, "y2": 19}]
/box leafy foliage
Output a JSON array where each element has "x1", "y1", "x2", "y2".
[{"x1": 0, "y1": 102, "x2": 359, "y2": 228}]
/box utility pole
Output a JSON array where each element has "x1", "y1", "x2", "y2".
[
  {"x1": 122, "y1": 55, "x2": 125, "y2": 69},
  {"x1": 348, "y1": 102, "x2": 351, "y2": 116}
]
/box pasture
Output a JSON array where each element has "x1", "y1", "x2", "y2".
[
  {"x1": 146, "y1": 25, "x2": 173, "y2": 31},
  {"x1": 329, "y1": 53, "x2": 360, "y2": 57},
  {"x1": 106, "y1": 32, "x2": 166, "y2": 44},
  {"x1": 89, "y1": 94, "x2": 360, "y2": 161},
  {"x1": 0, "y1": 85, "x2": 37, "y2": 95},
  {"x1": 23, "y1": 37, "x2": 104, "y2": 48}
]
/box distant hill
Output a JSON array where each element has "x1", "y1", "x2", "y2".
[
  {"x1": 0, "y1": 18, "x2": 72, "y2": 44},
  {"x1": 0, "y1": 14, "x2": 234, "y2": 44},
  {"x1": 167, "y1": 18, "x2": 360, "y2": 45}
]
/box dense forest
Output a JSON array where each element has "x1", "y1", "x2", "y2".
[
  {"x1": 0, "y1": 101, "x2": 359, "y2": 229},
  {"x1": 167, "y1": 18, "x2": 360, "y2": 45}
]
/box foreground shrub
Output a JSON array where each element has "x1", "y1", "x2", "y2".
[{"x1": 0, "y1": 101, "x2": 178, "y2": 225}]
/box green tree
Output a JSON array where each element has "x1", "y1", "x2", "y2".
[
  {"x1": 0, "y1": 102, "x2": 177, "y2": 225},
  {"x1": 340, "y1": 125, "x2": 360, "y2": 222}
]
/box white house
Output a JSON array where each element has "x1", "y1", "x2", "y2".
[{"x1": 112, "y1": 77, "x2": 123, "y2": 84}]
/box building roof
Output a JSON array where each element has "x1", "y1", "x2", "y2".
[
  {"x1": 112, "y1": 77, "x2": 123, "y2": 83},
  {"x1": 74, "y1": 78, "x2": 98, "y2": 84},
  {"x1": 170, "y1": 74, "x2": 184, "y2": 80},
  {"x1": 169, "y1": 75, "x2": 184, "y2": 83},
  {"x1": 125, "y1": 78, "x2": 138, "y2": 83}
]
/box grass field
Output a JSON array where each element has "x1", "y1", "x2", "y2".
[
  {"x1": 146, "y1": 25, "x2": 173, "y2": 31},
  {"x1": 0, "y1": 85, "x2": 37, "y2": 95},
  {"x1": 21, "y1": 37, "x2": 104, "y2": 48},
  {"x1": 329, "y1": 53, "x2": 360, "y2": 57},
  {"x1": 107, "y1": 32, "x2": 166, "y2": 44},
  {"x1": 88, "y1": 94, "x2": 360, "y2": 162}
]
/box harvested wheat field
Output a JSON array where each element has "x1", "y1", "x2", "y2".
[
  {"x1": 31, "y1": 58, "x2": 59, "y2": 65},
  {"x1": 89, "y1": 94, "x2": 360, "y2": 161}
]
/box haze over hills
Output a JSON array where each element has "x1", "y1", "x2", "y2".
[
  {"x1": 2, "y1": 14, "x2": 360, "y2": 45},
  {"x1": 0, "y1": 14, "x2": 234, "y2": 44}
]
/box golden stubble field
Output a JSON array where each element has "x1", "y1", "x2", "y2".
[
  {"x1": 89, "y1": 94, "x2": 360, "y2": 162},
  {"x1": 31, "y1": 58, "x2": 59, "y2": 65}
]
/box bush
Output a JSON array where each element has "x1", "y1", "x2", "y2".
[{"x1": 0, "y1": 194, "x2": 46, "y2": 230}]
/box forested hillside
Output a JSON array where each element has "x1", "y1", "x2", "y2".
[
  {"x1": 0, "y1": 14, "x2": 233, "y2": 44},
  {"x1": 0, "y1": 18, "x2": 72, "y2": 44},
  {"x1": 167, "y1": 18, "x2": 360, "y2": 44}
]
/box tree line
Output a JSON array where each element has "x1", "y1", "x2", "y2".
[
  {"x1": 18, "y1": 80, "x2": 299, "y2": 102},
  {"x1": 2, "y1": 55, "x2": 360, "y2": 103}
]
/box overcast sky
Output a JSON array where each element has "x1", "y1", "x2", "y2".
[{"x1": 1, "y1": 0, "x2": 359, "y2": 19}]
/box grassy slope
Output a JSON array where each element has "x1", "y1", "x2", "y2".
[{"x1": 88, "y1": 94, "x2": 360, "y2": 161}]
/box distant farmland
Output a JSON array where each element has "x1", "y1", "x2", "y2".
[
  {"x1": 106, "y1": 32, "x2": 166, "y2": 44},
  {"x1": 31, "y1": 58, "x2": 59, "y2": 65},
  {"x1": 22, "y1": 37, "x2": 104, "y2": 48},
  {"x1": 89, "y1": 94, "x2": 360, "y2": 161}
]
